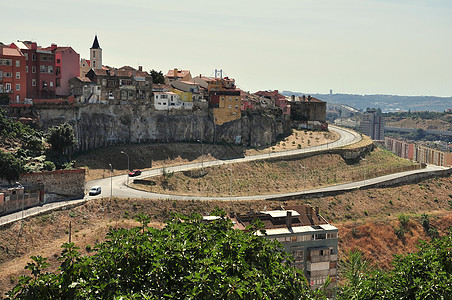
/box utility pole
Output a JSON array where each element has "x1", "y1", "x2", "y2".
[{"x1": 109, "y1": 163, "x2": 113, "y2": 204}]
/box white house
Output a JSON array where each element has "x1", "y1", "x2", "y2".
[{"x1": 154, "y1": 91, "x2": 188, "y2": 110}]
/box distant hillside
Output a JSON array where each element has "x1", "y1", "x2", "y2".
[{"x1": 282, "y1": 92, "x2": 452, "y2": 113}]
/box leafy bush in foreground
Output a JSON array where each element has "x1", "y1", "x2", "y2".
[{"x1": 6, "y1": 212, "x2": 323, "y2": 299}]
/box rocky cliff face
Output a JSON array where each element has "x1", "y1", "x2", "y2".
[{"x1": 33, "y1": 104, "x2": 291, "y2": 152}]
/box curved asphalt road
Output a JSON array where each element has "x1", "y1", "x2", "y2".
[
  {"x1": 1, "y1": 126, "x2": 449, "y2": 226},
  {"x1": 86, "y1": 125, "x2": 362, "y2": 200}
]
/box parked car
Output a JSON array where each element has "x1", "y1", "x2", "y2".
[{"x1": 128, "y1": 169, "x2": 142, "y2": 177}]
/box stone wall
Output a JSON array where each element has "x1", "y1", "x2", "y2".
[
  {"x1": 20, "y1": 169, "x2": 85, "y2": 199},
  {"x1": 30, "y1": 104, "x2": 291, "y2": 152}
]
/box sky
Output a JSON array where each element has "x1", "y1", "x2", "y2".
[{"x1": 2, "y1": 0, "x2": 452, "y2": 96}]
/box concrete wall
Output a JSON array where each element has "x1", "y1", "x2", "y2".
[{"x1": 20, "y1": 169, "x2": 85, "y2": 199}]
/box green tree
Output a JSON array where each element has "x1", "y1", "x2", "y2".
[
  {"x1": 7, "y1": 212, "x2": 325, "y2": 299},
  {"x1": 150, "y1": 69, "x2": 165, "y2": 84},
  {"x1": 46, "y1": 123, "x2": 76, "y2": 154},
  {"x1": 0, "y1": 150, "x2": 23, "y2": 181}
]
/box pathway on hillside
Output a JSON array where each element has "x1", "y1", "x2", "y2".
[{"x1": 6, "y1": 125, "x2": 430, "y2": 226}]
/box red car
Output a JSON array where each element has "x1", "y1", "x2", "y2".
[{"x1": 128, "y1": 169, "x2": 142, "y2": 177}]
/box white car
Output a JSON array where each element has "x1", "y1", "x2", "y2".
[{"x1": 89, "y1": 186, "x2": 102, "y2": 196}]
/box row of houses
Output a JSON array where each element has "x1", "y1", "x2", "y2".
[
  {"x1": 385, "y1": 136, "x2": 452, "y2": 167},
  {"x1": 2, "y1": 35, "x2": 327, "y2": 127},
  {"x1": 0, "y1": 41, "x2": 80, "y2": 105}
]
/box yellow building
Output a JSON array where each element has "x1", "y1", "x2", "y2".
[
  {"x1": 172, "y1": 89, "x2": 193, "y2": 102},
  {"x1": 211, "y1": 91, "x2": 241, "y2": 125}
]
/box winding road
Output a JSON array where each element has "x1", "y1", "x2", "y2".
[
  {"x1": 2, "y1": 125, "x2": 448, "y2": 226},
  {"x1": 86, "y1": 125, "x2": 361, "y2": 200}
]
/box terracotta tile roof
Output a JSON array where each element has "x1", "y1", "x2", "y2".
[
  {"x1": 0, "y1": 47, "x2": 23, "y2": 57},
  {"x1": 166, "y1": 69, "x2": 190, "y2": 78},
  {"x1": 75, "y1": 76, "x2": 94, "y2": 83}
]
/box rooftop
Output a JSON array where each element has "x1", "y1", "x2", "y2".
[{"x1": 231, "y1": 205, "x2": 329, "y2": 232}]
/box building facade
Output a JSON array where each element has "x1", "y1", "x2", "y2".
[
  {"x1": 84, "y1": 66, "x2": 152, "y2": 104},
  {"x1": 0, "y1": 46, "x2": 27, "y2": 104},
  {"x1": 359, "y1": 109, "x2": 385, "y2": 141},
  {"x1": 231, "y1": 205, "x2": 338, "y2": 293},
  {"x1": 49, "y1": 45, "x2": 80, "y2": 96}
]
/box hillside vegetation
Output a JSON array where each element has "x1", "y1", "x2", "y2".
[{"x1": 131, "y1": 148, "x2": 417, "y2": 197}]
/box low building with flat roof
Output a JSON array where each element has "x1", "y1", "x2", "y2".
[{"x1": 229, "y1": 205, "x2": 338, "y2": 293}]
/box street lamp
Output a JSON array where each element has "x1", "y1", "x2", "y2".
[
  {"x1": 227, "y1": 168, "x2": 233, "y2": 200},
  {"x1": 109, "y1": 163, "x2": 113, "y2": 203},
  {"x1": 197, "y1": 139, "x2": 204, "y2": 169},
  {"x1": 121, "y1": 151, "x2": 130, "y2": 185},
  {"x1": 299, "y1": 164, "x2": 306, "y2": 190}
]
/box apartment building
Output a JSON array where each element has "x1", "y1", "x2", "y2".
[
  {"x1": 385, "y1": 137, "x2": 415, "y2": 160},
  {"x1": 414, "y1": 145, "x2": 452, "y2": 167},
  {"x1": 0, "y1": 46, "x2": 27, "y2": 104},
  {"x1": 41, "y1": 45, "x2": 80, "y2": 96},
  {"x1": 231, "y1": 205, "x2": 338, "y2": 292},
  {"x1": 359, "y1": 109, "x2": 385, "y2": 141}
]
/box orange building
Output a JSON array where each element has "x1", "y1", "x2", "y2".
[{"x1": 0, "y1": 46, "x2": 27, "y2": 104}]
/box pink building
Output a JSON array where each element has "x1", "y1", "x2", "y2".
[{"x1": 43, "y1": 45, "x2": 80, "y2": 96}]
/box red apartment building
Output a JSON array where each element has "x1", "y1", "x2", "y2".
[
  {"x1": 10, "y1": 41, "x2": 56, "y2": 99},
  {"x1": 0, "y1": 46, "x2": 27, "y2": 104}
]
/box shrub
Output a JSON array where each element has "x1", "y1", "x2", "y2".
[
  {"x1": 398, "y1": 214, "x2": 410, "y2": 228},
  {"x1": 42, "y1": 160, "x2": 56, "y2": 171}
]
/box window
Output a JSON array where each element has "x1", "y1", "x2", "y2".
[
  {"x1": 16, "y1": 60, "x2": 20, "y2": 67},
  {"x1": 56, "y1": 59, "x2": 60, "y2": 63},
  {"x1": 0, "y1": 71, "x2": 2, "y2": 78},
  {"x1": 235, "y1": 105, "x2": 238, "y2": 108},
  {"x1": 93, "y1": 61, "x2": 96, "y2": 68},
  {"x1": 326, "y1": 233, "x2": 338, "y2": 239},
  {"x1": 232, "y1": 112, "x2": 236, "y2": 116},
  {"x1": 32, "y1": 79, "x2": 36, "y2": 86},
  {"x1": 24, "y1": 53, "x2": 28, "y2": 60},
  {"x1": 4, "y1": 72, "x2": 12, "y2": 77},
  {"x1": 26, "y1": 66, "x2": 28, "y2": 73},
  {"x1": 16, "y1": 84, "x2": 20, "y2": 91},
  {"x1": 32, "y1": 66, "x2": 36, "y2": 73},
  {"x1": 3, "y1": 59, "x2": 12, "y2": 66},
  {"x1": 16, "y1": 72, "x2": 20, "y2": 79},
  {"x1": 50, "y1": 81, "x2": 53, "y2": 87},
  {"x1": 40, "y1": 55, "x2": 53, "y2": 62},
  {"x1": 32, "y1": 53, "x2": 36, "y2": 61},
  {"x1": 5, "y1": 83, "x2": 11, "y2": 92},
  {"x1": 228, "y1": 105, "x2": 232, "y2": 109},
  {"x1": 92, "y1": 51, "x2": 95, "y2": 58}
]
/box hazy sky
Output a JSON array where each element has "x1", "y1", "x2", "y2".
[{"x1": 2, "y1": 0, "x2": 452, "y2": 96}]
